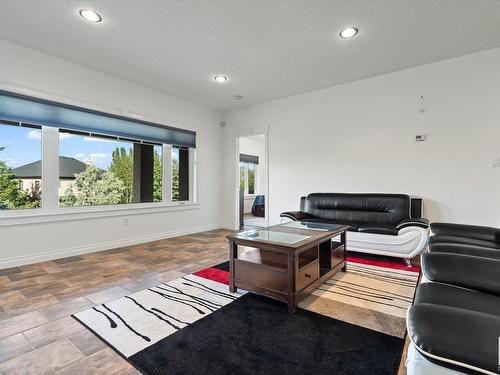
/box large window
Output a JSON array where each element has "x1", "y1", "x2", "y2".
[
  {"x1": 0, "y1": 122, "x2": 42, "y2": 210},
  {"x1": 58, "y1": 131, "x2": 163, "y2": 207},
  {"x1": 0, "y1": 90, "x2": 197, "y2": 216}
]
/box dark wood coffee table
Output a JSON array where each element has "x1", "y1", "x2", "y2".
[{"x1": 226, "y1": 222, "x2": 348, "y2": 313}]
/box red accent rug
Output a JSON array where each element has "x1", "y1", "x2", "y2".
[
  {"x1": 347, "y1": 255, "x2": 421, "y2": 273},
  {"x1": 195, "y1": 255, "x2": 420, "y2": 338},
  {"x1": 194, "y1": 255, "x2": 420, "y2": 287},
  {"x1": 193, "y1": 267, "x2": 229, "y2": 285}
]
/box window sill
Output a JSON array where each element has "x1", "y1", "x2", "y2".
[{"x1": 0, "y1": 202, "x2": 200, "y2": 227}]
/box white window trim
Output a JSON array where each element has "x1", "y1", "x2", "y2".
[
  {"x1": 41, "y1": 126, "x2": 60, "y2": 212},
  {"x1": 0, "y1": 202, "x2": 201, "y2": 227},
  {"x1": 163, "y1": 143, "x2": 172, "y2": 203},
  {"x1": 0, "y1": 125, "x2": 199, "y2": 226},
  {"x1": 189, "y1": 148, "x2": 197, "y2": 203},
  {"x1": 252, "y1": 164, "x2": 259, "y2": 195},
  {"x1": 243, "y1": 163, "x2": 249, "y2": 195}
]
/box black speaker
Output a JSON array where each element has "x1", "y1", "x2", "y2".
[{"x1": 410, "y1": 197, "x2": 423, "y2": 219}]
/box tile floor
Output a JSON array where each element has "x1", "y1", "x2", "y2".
[{"x1": 0, "y1": 229, "x2": 229, "y2": 374}]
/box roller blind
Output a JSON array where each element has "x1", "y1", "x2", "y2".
[
  {"x1": 240, "y1": 153, "x2": 259, "y2": 164},
  {"x1": 0, "y1": 90, "x2": 196, "y2": 147}
]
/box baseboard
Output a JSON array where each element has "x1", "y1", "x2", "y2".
[
  {"x1": 0, "y1": 223, "x2": 225, "y2": 269},
  {"x1": 221, "y1": 222, "x2": 239, "y2": 231}
]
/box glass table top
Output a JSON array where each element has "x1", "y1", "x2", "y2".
[{"x1": 238, "y1": 230, "x2": 310, "y2": 244}]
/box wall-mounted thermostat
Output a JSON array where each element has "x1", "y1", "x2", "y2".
[{"x1": 415, "y1": 134, "x2": 426, "y2": 142}]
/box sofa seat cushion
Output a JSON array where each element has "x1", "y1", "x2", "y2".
[
  {"x1": 408, "y1": 303, "x2": 500, "y2": 375},
  {"x1": 415, "y1": 282, "x2": 500, "y2": 316},
  {"x1": 357, "y1": 224, "x2": 398, "y2": 236},
  {"x1": 300, "y1": 218, "x2": 358, "y2": 232}
]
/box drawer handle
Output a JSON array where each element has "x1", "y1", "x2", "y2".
[{"x1": 305, "y1": 274, "x2": 311, "y2": 278}]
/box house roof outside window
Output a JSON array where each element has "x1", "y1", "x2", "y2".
[{"x1": 12, "y1": 156, "x2": 87, "y2": 179}]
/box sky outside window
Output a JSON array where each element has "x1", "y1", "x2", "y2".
[
  {"x1": 0, "y1": 125, "x2": 41, "y2": 168},
  {"x1": 59, "y1": 133, "x2": 132, "y2": 169}
]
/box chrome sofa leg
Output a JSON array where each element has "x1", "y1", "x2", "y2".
[{"x1": 404, "y1": 258, "x2": 412, "y2": 267}]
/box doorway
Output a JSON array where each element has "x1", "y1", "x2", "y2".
[{"x1": 238, "y1": 134, "x2": 267, "y2": 229}]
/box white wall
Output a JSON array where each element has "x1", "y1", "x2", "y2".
[
  {"x1": 3, "y1": 39, "x2": 500, "y2": 267},
  {"x1": 223, "y1": 47, "x2": 500, "y2": 229},
  {"x1": 0, "y1": 39, "x2": 224, "y2": 268}
]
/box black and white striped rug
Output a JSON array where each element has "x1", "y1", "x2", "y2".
[
  {"x1": 73, "y1": 261, "x2": 407, "y2": 375},
  {"x1": 74, "y1": 274, "x2": 244, "y2": 358}
]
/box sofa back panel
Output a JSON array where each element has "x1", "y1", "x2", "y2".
[{"x1": 304, "y1": 193, "x2": 410, "y2": 225}]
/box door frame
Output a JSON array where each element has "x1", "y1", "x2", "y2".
[{"x1": 234, "y1": 130, "x2": 269, "y2": 230}]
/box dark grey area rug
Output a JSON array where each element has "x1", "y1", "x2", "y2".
[{"x1": 118, "y1": 293, "x2": 403, "y2": 374}]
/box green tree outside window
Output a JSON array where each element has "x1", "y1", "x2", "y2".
[{"x1": 0, "y1": 147, "x2": 40, "y2": 210}]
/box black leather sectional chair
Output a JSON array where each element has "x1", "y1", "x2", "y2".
[
  {"x1": 281, "y1": 193, "x2": 429, "y2": 263},
  {"x1": 407, "y1": 222, "x2": 500, "y2": 375}
]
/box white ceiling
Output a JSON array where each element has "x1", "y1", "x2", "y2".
[{"x1": 1, "y1": 0, "x2": 500, "y2": 111}]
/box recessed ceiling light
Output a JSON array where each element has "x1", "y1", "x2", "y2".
[
  {"x1": 340, "y1": 27, "x2": 358, "y2": 39},
  {"x1": 79, "y1": 9, "x2": 102, "y2": 23},
  {"x1": 214, "y1": 75, "x2": 228, "y2": 83}
]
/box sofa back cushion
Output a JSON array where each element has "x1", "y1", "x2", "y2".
[{"x1": 303, "y1": 193, "x2": 410, "y2": 225}]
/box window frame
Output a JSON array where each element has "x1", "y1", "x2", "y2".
[{"x1": 0, "y1": 123, "x2": 199, "y2": 224}]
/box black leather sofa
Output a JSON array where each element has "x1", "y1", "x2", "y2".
[
  {"x1": 429, "y1": 222, "x2": 500, "y2": 260},
  {"x1": 407, "y1": 252, "x2": 500, "y2": 375},
  {"x1": 281, "y1": 193, "x2": 429, "y2": 263},
  {"x1": 281, "y1": 193, "x2": 428, "y2": 233}
]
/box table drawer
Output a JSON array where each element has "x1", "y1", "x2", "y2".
[
  {"x1": 296, "y1": 260, "x2": 319, "y2": 291},
  {"x1": 234, "y1": 260, "x2": 287, "y2": 292}
]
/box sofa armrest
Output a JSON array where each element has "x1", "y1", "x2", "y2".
[
  {"x1": 396, "y1": 218, "x2": 429, "y2": 230},
  {"x1": 422, "y1": 252, "x2": 500, "y2": 296},
  {"x1": 431, "y1": 222, "x2": 500, "y2": 243},
  {"x1": 279, "y1": 211, "x2": 314, "y2": 221}
]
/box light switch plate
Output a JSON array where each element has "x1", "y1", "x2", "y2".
[{"x1": 491, "y1": 157, "x2": 500, "y2": 168}]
